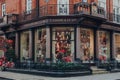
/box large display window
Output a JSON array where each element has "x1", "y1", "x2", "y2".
[
  {"x1": 52, "y1": 27, "x2": 74, "y2": 63},
  {"x1": 80, "y1": 28, "x2": 94, "y2": 63},
  {"x1": 0, "y1": 36, "x2": 6, "y2": 57},
  {"x1": 115, "y1": 33, "x2": 120, "y2": 61},
  {"x1": 35, "y1": 28, "x2": 46, "y2": 63},
  {"x1": 20, "y1": 31, "x2": 29, "y2": 61},
  {"x1": 98, "y1": 31, "x2": 110, "y2": 61}
]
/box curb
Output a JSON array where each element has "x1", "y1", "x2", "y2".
[{"x1": 7, "y1": 68, "x2": 92, "y2": 77}]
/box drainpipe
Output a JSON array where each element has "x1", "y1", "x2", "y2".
[
  {"x1": 36, "y1": 0, "x2": 39, "y2": 17},
  {"x1": 109, "y1": 0, "x2": 110, "y2": 20}
]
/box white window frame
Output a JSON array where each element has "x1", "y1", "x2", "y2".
[
  {"x1": 113, "y1": 0, "x2": 120, "y2": 23},
  {"x1": 98, "y1": 0, "x2": 106, "y2": 11},
  {"x1": 82, "y1": 0, "x2": 87, "y2": 2},
  {"x1": 26, "y1": 0, "x2": 32, "y2": 14},
  {"x1": 2, "y1": 3, "x2": 6, "y2": 16},
  {"x1": 57, "y1": 0, "x2": 69, "y2": 15}
]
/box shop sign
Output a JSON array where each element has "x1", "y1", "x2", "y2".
[{"x1": 48, "y1": 18, "x2": 77, "y2": 23}]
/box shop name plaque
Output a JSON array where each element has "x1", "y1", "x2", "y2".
[{"x1": 48, "y1": 18, "x2": 77, "y2": 23}]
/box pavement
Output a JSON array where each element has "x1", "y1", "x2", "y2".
[
  {"x1": 0, "y1": 77, "x2": 13, "y2": 80},
  {"x1": 0, "y1": 71, "x2": 120, "y2": 80}
]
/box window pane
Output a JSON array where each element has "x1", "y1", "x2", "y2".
[
  {"x1": 52, "y1": 27, "x2": 74, "y2": 63},
  {"x1": 20, "y1": 31, "x2": 29, "y2": 62},
  {"x1": 115, "y1": 34, "x2": 120, "y2": 61},
  {"x1": 98, "y1": 31, "x2": 110, "y2": 62},
  {"x1": 34, "y1": 28, "x2": 46, "y2": 63},
  {"x1": 2, "y1": 4, "x2": 6, "y2": 16},
  {"x1": 80, "y1": 28, "x2": 94, "y2": 63},
  {"x1": 26, "y1": 0, "x2": 32, "y2": 13}
]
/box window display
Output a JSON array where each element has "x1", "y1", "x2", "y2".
[
  {"x1": 98, "y1": 31, "x2": 110, "y2": 62},
  {"x1": 0, "y1": 36, "x2": 6, "y2": 57},
  {"x1": 115, "y1": 34, "x2": 120, "y2": 61},
  {"x1": 35, "y1": 28, "x2": 46, "y2": 63},
  {"x1": 20, "y1": 31, "x2": 29, "y2": 61},
  {"x1": 80, "y1": 28, "x2": 94, "y2": 63},
  {"x1": 52, "y1": 27, "x2": 74, "y2": 63}
]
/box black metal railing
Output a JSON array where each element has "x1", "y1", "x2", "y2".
[
  {"x1": 14, "y1": 61, "x2": 92, "y2": 72},
  {"x1": 109, "y1": 13, "x2": 120, "y2": 23},
  {"x1": 74, "y1": 2, "x2": 90, "y2": 14},
  {"x1": 0, "y1": 14, "x2": 18, "y2": 25},
  {"x1": 18, "y1": 4, "x2": 106, "y2": 23},
  {"x1": 0, "y1": 17, "x2": 4, "y2": 23},
  {"x1": 18, "y1": 4, "x2": 75, "y2": 22},
  {"x1": 7, "y1": 14, "x2": 18, "y2": 24},
  {"x1": 18, "y1": 8, "x2": 38, "y2": 22},
  {"x1": 0, "y1": 16, "x2": 7, "y2": 25},
  {"x1": 1, "y1": 4, "x2": 120, "y2": 25}
]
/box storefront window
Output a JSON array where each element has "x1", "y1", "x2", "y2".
[
  {"x1": 20, "y1": 31, "x2": 29, "y2": 61},
  {"x1": 115, "y1": 33, "x2": 120, "y2": 61},
  {"x1": 98, "y1": 31, "x2": 110, "y2": 61},
  {"x1": 52, "y1": 27, "x2": 74, "y2": 63},
  {"x1": 80, "y1": 28, "x2": 94, "y2": 63},
  {"x1": 35, "y1": 28, "x2": 46, "y2": 63},
  {"x1": 0, "y1": 36, "x2": 6, "y2": 57}
]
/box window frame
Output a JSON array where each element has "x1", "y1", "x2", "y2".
[
  {"x1": 26, "y1": 0, "x2": 32, "y2": 14},
  {"x1": 1, "y1": 3, "x2": 6, "y2": 16}
]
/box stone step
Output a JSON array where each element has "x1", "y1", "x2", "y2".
[
  {"x1": 91, "y1": 66, "x2": 109, "y2": 74},
  {"x1": 92, "y1": 70, "x2": 109, "y2": 74}
]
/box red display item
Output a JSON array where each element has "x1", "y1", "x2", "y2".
[
  {"x1": 0, "y1": 60, "x2": 3, "y2": 66},
  {"x1": 99, "y1": 55, "x2": 107, "y2": 61},
  {"x1": 6, "y1": 39, "x2": 13, "y2": 44},
  {"x1": 63, "y1": 56, "x2": 71, "y2": 62}
]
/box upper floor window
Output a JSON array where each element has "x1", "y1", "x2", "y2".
[
  {"x1": 98, "y1": 0, "x2": 106, "y2": 11},
  {"x1": 113, "y1": 0, "x2": 120, "y2": 23},
  {"x1": 26, "y1": 0, "x2": 32, "y2": 14},
  {"x1": 2, "y1": 3, "x2": 6, "y2": 16},
  {"x1": 57, "y1": 0, "x2": 69, "y2": 15},
  {"x1": 113, "y1": 0, "x2": 120, "y2": 14},
  {"x1": 82, "y1": 0, "x2": 87, "y2": 2}
]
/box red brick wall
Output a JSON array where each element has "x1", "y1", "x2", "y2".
[
  {"x1": 0, "y1": 0, "x2": 37, "y2": 16},
  {"x1": 0, "y1": 0, "x2": 114, "y2": 17}
]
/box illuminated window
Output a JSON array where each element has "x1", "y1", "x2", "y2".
[
  {"x1": 98, "y1": 31, "x2": 110, "y2": 61},
  {"x1": 34, "y1": 28, "x2": 46, "y2": 63},
  {"x1": 80, "y1": 28, "x2": 94, "y2": 63},
  {"x1": 52, "y1": 27, "x2": 74, "y2": 63}
]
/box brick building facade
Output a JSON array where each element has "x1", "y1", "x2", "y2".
[{"x1": 0, "y1": 0, "x2": 120, "y2": 65}]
